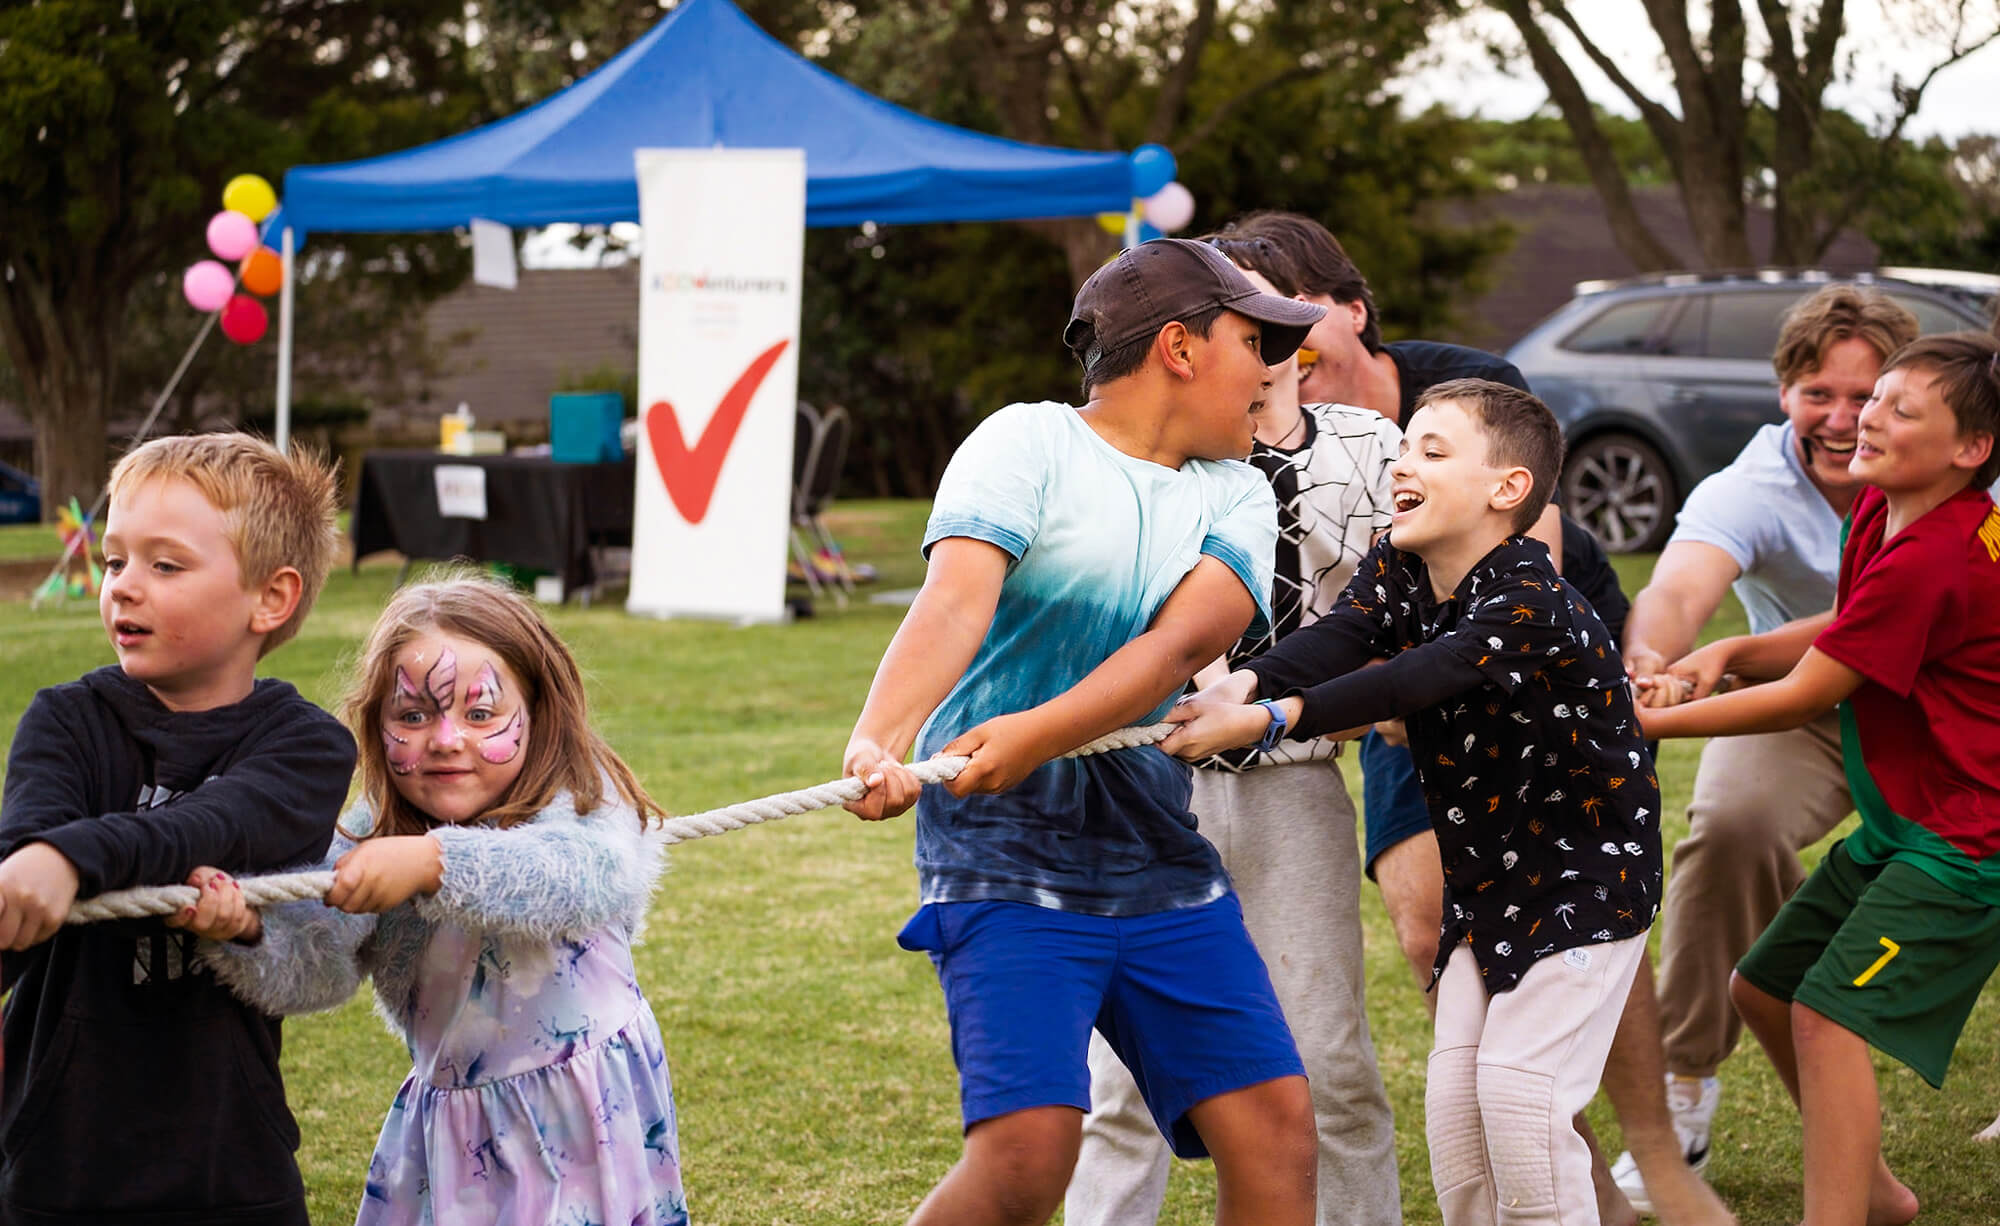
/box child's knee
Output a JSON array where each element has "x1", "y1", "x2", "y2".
[
  {"x1": 1728, "y1": 968, "x2": 1781, "y2": 1025},
  {"x1": 963, "y1": 1109, "x2": 1080, "y2": 1217},
  {"x1": 1425, "y1": 1046, "x2": 1485, "y2": 1187},
  {"x1": 1473, "y1": 1063, "x2": 1562, "y2": 1211}
]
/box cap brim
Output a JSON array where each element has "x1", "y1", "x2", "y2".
[{"x1": 1224, "y1": 290, "x2": 1326, "y2": 365}]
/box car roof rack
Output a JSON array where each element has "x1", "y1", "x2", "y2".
[{"x1": 1572, "y1": 266, "x2": 1999, "y2": 301}]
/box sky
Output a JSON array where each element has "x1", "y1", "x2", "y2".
[{"x1": 1400, "y1": 4, "x2": 2000, "y2": 142}]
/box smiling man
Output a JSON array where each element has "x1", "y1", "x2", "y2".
[{"x1": 1611, "y1": 284, "x2": 1919, "y2": 1210}]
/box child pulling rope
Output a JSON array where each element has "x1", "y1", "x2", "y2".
[{"x1": 63, "y1": 721, "x2": 1176, "y2": 925}]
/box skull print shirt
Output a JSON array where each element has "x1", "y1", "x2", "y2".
[{"x1": 1245, "y1": 535, "x2": 1662, "y2": 991}]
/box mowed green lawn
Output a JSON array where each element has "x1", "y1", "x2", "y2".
[{"x1": 2, "y1": 506, "x2": 1997, "y2": 1224}]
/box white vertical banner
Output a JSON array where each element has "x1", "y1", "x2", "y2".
[{"x1": 629, "y1": 148, "x2": 805, "y2": 622}]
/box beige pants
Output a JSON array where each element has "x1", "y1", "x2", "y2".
[
  {"x1": 1428, "y1": 934, "x2": 1647, "y2": 1226},
  {"x1": 1065, "y1": 761, "x2": 1401, "y2": 1226},
  {"x1": 1654, "y1": 714, "x2": 1851, "y2": 1077}
]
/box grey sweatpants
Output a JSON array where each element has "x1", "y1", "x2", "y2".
[{"x1": 1065, "y1": 760, "x2": 1401, "y2": 1226}]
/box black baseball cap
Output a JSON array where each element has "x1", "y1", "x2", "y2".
[{"x1": 1064, "y1": 238, "x2": 1327, "y2": 372}]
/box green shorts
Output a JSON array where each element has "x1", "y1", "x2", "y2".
[{"x1": 1735, "y1": 839, "x2": 2000, "y2": 1088}]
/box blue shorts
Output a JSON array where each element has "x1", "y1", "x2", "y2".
[
  {"x1": 1360, "y1": 728, "x2": 1432, "y2": 876},
  {"x1": 897, "y1": 893, "x2": 1304, "y2": 1158}
]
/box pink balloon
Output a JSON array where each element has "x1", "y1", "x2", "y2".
[
  {"x1": 206, "y1": 210, "x2": 259, "y2": 261},
  {"x1": 1141, "y1": 181, "x2": 1196, "y2": 234},
  {"x1": 182, "y1": 261, "x2": 235, "y2": 312}
]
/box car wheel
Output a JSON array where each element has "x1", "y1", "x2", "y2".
[{"x1": 1562, "y1": 433, "x2": 1677, "y2": 553}]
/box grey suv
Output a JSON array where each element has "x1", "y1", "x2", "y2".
[{"x1": 1507, "y1": 269, "x2": 1996, "y2": 552}]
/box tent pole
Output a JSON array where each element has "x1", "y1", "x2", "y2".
[{"x1": 275, "y1": 226, "x2": 296, "y2": 454}]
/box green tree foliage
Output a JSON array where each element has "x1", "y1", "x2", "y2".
[{"x1": 0, "y1": 0, "x2": 491, "y2": 516}]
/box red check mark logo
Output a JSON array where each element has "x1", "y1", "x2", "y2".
[{"x1": 645, "y1": 339, "x2": 790, "y2": 524}]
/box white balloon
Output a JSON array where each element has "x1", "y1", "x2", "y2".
[{"x1": 1142, "y1": 181, "x2": 1195, "y2": 233}]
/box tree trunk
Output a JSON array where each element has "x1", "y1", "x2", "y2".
[
  {"x1": 1, "y1": 270, "x2": 120, "y2": 521},
  {"x1": 33, "y1": 394, "x2": 111, "y2": 523}
]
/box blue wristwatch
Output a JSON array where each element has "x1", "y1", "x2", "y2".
[{"x1": 1253, "y1": 699, "x2": 1289, "y2": 752}]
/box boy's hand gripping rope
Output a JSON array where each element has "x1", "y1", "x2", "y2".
[{"x1": 63, "y1": 722, "x2": 1177, "y2": 925}]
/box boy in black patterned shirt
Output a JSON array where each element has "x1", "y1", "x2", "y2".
[{"x1": 1167, "y1": 378, "x2": 1660, "y2": 1225}]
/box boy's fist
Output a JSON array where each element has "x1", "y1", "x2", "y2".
[
  {"x1": 842, "y1": 736, "x2": 923, "y2": 820},
  {"x1": 0, "y1": 843, "x2": 82, "y2": 951},
  {"x1": 167, "y1": 867, "x2": 261, "y2": 943},
  {"x1": 940, "y1": 712, "x2": 1054, "y2": 796}
]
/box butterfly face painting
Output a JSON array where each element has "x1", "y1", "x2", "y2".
[{"x1": 379, "y1": 633, "x2": 532, "y2": 824}]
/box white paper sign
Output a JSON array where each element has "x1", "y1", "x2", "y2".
[
  {"x1": 628, "y1": 148, "x2": 805, "y2": 622},
  {"x1": 434, "y1": 464, "x2": 488, "y2": 520},
  {"x1": 470, "y1": 218, "x2": 518, "y2": 290}
]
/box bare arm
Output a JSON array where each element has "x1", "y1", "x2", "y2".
[
  {"x1": 842, "y1": 537, "x2": 1008, "y2": 819},
  {"x1": 943, "y1": 556, "x2": 1256, "y2": 795},
  {"x1": 1641, "y1": 647, "x2": 1861, "y2": 740},
  {"x1": 1622, "y1": 541, "x2": 1742, "y2": 677}
]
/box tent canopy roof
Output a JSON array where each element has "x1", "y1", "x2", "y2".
[{"x1": 280, "y1": 0, "x2": 1137, "y2": 236}]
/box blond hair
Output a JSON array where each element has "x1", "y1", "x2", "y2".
[
  {"x1": 106, "y1": 433, "x2": 341, "y2": 654},
  {"x1": 346, "y1": 572, "x2": 663, "y2": 837},
  {"x1": 1772, "y1": 285, "x2": 1919, "y2": 387}
]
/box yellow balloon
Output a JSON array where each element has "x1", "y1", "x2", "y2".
[
  {"x1": 1097, "y1": 211, "x2": 1130, "y2": 235},
  {"x1": 222, "y1": 174, "x2": 278, "y2": 223}
]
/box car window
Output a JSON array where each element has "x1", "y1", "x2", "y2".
[
  {"x1": 1701, "y1": 290, "x2": 1801, "y2": 360},
  {"x1": 1659, "y1": 295, "x2": 1706, "y2": 355},
  {"x1": 1889, "y1": 294, "x2": 1978, "y2": 336},
  {"x1": 1560, "y1": 298, "x2": 1673, "y2": 353}
]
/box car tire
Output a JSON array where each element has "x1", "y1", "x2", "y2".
[{"x1": 1561, "y1": 433, "x2": 1677, "y2": 554}]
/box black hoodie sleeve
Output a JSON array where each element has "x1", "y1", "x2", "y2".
[
  {"x1": 1275, "y1": 640, "x2": 1490, "y2": 738},
  {"x1": 0, "y1": 691, "x2": 100, "y2": 859},
  {"x1": 33, "y1": 702, "x2": 356, "y2": 896}
]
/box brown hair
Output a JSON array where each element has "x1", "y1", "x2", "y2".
[
  {"x1": 1881, "y1": 331, "x2": 2000, "y2": 489},
  {"x1": 1199, "y1": 232, "x2": 1304, "y2": 298},
  {"x1": 347, "y1": 572, "x2": 663, "y2": 837},
  {"x1": 1415, "y1": 378, "x2": 1566, "y2": 534},
  {"x1": 1772, "y1": 285, "x2": 1918, "y2": 386},
  {"x1": 1222, "y1": 211, "x2": 1381, "y2": 353},
  {"x1": 106, "y1": 432, "x2": 340, "y2": 654}
]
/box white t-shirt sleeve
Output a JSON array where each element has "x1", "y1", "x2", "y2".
[
  {"x1": 1666, "y1": 466, "x2": 1765, "y2": 573},
  {"x1": 924, "y1": 404, "x2": 1048, "y2": 560}
]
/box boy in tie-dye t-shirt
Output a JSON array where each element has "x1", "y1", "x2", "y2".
[{"x1": 841, "y1": 238, "x2": 1329, "y2": 1224}]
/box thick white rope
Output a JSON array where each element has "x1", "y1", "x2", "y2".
[{"x1": 62, "y1": 721, "x2": 1176, "y2": 924}]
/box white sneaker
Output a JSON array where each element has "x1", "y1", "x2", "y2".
[{"x1": 1609, "y1": 1075, "x2": 1721, "y2": 1215}]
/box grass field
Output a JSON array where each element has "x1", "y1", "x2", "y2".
[{"x1": 2, "y1": 502, "x2": 1997, "y2": 1224}]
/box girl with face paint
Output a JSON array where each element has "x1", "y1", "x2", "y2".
[{"x1": 186, "y1": 574, "x2": 689, "y2": 1225}]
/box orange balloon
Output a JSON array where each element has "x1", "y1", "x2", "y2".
[{"x1": 239, "y1": 246, "x2": 283, "y2": 297}]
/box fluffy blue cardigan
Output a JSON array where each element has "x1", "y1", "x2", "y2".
[{"x1": 202, "y1": 784, "x2": 667, "y2": 1043}]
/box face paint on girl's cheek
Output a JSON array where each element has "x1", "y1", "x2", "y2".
[
  {"x1": 469, "y1": 663, "x2": 502, "y2": 708},
  {"x1": 380, "y1": 724, "x2": 418, "y2": 775},
  {"x1": 479, "y1": 711, "x2": 526, "y2": 764},
  {"x1": 425, "y1": 649, "x2": 458, "y2": 711}
]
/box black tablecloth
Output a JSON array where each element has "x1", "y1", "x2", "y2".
[{"x1": 351, "y1": 451, "x2": 635, "y2": 593}]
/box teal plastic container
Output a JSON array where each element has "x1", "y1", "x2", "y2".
[{"x1": 549, "y1": 391, "x2": 626, "y2": 463}]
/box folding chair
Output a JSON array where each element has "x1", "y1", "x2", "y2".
[{"x1": 788, "y1": 402, "x2": 835, "y2": 604}]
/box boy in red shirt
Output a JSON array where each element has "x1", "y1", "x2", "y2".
[{"x1": 1643, "y1": 331, "x2": 2000, "y2": 1226}]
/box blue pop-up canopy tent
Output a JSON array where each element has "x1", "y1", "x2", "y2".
[
  {"x1": 275, "y1": 0, "x2": 1138, "y2": 235},
  {"x1": 266, "y1": 0, "x2": 1153, "y2": 446}
]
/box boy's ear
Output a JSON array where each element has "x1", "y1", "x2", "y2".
[
  {"x1": 1155, "y1": 321, "x2": 1196, "y2": 381},
  {"x1": 1952, "y1": 430, "x2": 1994, "y2": 476},
  {"x1": 1488, "y1": 465, "x2": 1536, "y2": 518},
  {"x1": 248, "y1": 566, "x2": 305, "y2": 637}
]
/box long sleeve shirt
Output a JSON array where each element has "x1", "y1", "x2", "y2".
[{"x1": 1246, "y1": 536, "x2": 1662, "y2": 991}]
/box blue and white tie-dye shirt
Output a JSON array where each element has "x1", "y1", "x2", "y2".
[{"x1": 914, "y1": 401, "x2": 1278, "y2": 916}]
